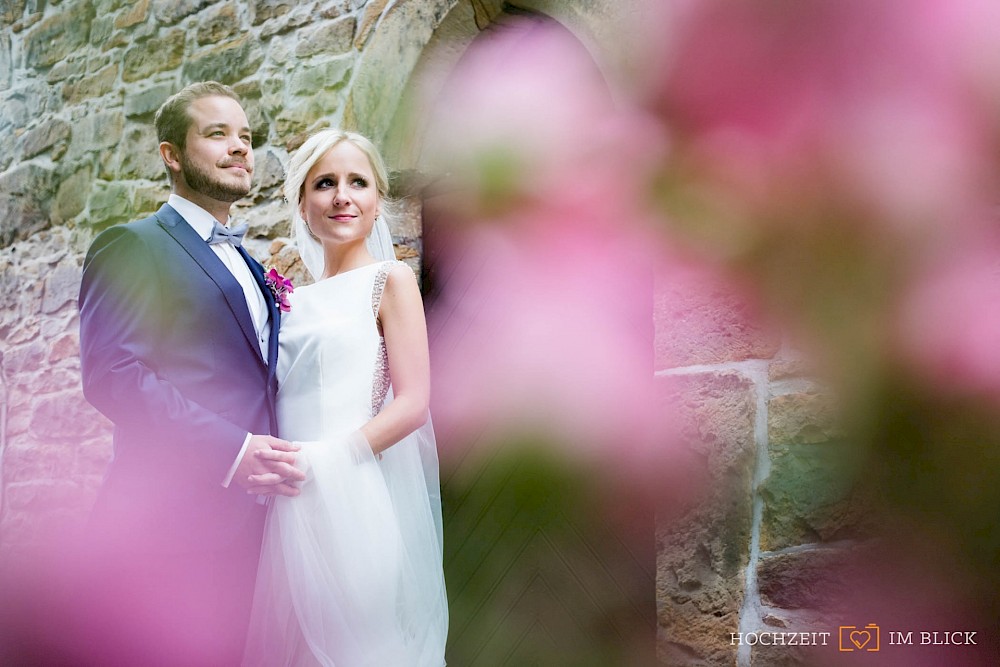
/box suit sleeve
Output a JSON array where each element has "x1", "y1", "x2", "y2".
[{"x1": 79, "y1": 225, "x2": 248, "y2": 480}]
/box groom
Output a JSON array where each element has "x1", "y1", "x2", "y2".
[{"x1": 78, "y1": 81, "x2": 304, "y2": 665}]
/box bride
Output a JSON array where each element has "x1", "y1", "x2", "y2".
[{"x1": 242, "y1": 129, "x2": 449, "y2": 666}]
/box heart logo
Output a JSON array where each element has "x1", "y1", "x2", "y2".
[{"x1": 850, "y1": 630, "x2": 871, "y2": 649}]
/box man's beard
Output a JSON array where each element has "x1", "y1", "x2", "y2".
[{"x1": 179, "y1": 155, "x2": 251, "y2": 203}]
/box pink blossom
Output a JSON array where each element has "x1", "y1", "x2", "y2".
[
  {"x1": 264, "y1": 267, "x2": 294, "y2": 312},
  {"x1": 653, "y1": 0, "x2": 1000, "y2": 234},
  {"x1": 897, "y1": 230, "x2": 1000, "y2": 399}
]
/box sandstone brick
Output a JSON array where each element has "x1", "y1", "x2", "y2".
[
  {"x1": 0, "y1": 162, "x2": 55, "y2": 245},
  {"x1": 197, "y1": 2, "x2": 240, "y2": 45},
  {"x1": 655, "y1": 371, "x2": 757, "y2": 666},
  {"x1": 114, "y1": 0, "x2": 150, "y2": 29},
  {"x1": 152, "y1": 0, "x2": 212, "y2": 25},
  {"x1": 0, "y1": 0, "x2": 25, "y2": 27},
  {"x1": 89, "y1": 14, "x2": 115, "y2": 46},
  {"x1": 30, "y1": 391, "x2": 103, "y2": 439},
  {"x1": 19, "y1": 118, "x2": 71, "y2": 160},
  {"x1": 41, "y1": 262, "x2": 81, "y2": 314},
  {"x1": 0, "y1": 32, "x2": 11, "y2": 90},
  {"x1": 85, "y1": 181, "x2": 132, "y2": 230},
  {"x1": 2, "y1": 339, "x2": 47, "y2": 376},
  {"x1": 4, "y1": 480, "x2": 81, "y2": 512},
  {"x1": 66, "y1": 109, "x2": 125, "y2": 160},
  {"x1": 62, "y1": 64, "x2": 119, "y2": 105},
  {"x1": 654, "y1": 268, "x2": 780, "y2": 370},
  {"x1": 123, "y1": 82, "x2": 174, "y2": 118},
  {"x1": 122, "y1": 29, "x2": 185, "y2": 82},
  {"x1": 23, "y1": 1, "x2": 95, "y2": 68},
  {"x1": 756, "y1": 547, "x2": 858, "y2": 614},
  {"x1": 53, "y1": 164, "x2": 93, "y2": 224},
  {"x1": 762, "y1": 393, "x2": 873, "y2": 551},
  {"x1": 182, "y1": 34, "x2": 264, "y2": 85},
  {"x1": 289, "y1": 54, "x2": 353, "y2": 95},
  {"x1": 133, "y1": 183, "x2": 170, "y2": 217},
  {"x1": 3, "y1": 443, "x2": 66, "y2": 481},
  {"x1": 252, "y1": 0, "x2": 295, "y2": 25},
  {"x1": 111, "y1": 123, "x2": 163, "y2": 180},
  {"x1": 294, "y1": 16, "x2": 356, "y2": 58}
]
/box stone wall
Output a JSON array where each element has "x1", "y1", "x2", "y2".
[{"x1": 0, "y1": 1, "x2": 867, "y2": 665}]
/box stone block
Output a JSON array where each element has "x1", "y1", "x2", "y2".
[
  {"x1": 289, "y1": 54, "x2": 353, "y2": 95},
  {"x1": 41, "y1": 261, "x2": 81, "y2": 314},
  {"x1": 122, "y1": 29, "x2": 185, "y2": 82},
  {"x1": 294, "y1": 15, "x2": 356, "y2": 58},
  {"x1": 62, "y1": 64, "x2": 118, "y2": 105},
  {"x1": 53, "y1": 164, "x2": 93, "y2": 224},
  {"x1": 124, "y1": 82, "x2": 174, "y2": 118},
  {"x1": 0, "y1": 32, "x2": 10, "y2": 91},
  {"x1": 0, "y1": 162, "x2": 55, "y2": 245},
  {"x1": 46, "y1": 57, "x2": 87, "y2": 84},
  {"x1": 1, "y1": 339, "x2": 46, "y2": 375},
  {"x1": 89, "y1": 14, "x2": 114, "y2": 46},
  {"x1": 49, "y1": 333, "x2": 80, "y2": 364},
  {"x1": 756, "y1": 547, "x2": 857, "y2": 614},
  {"x1": 182, "y1": 35, "x2": 265, "y2": 86},
  {"x1": 655, "y1": 371, "x2": 758, "y2": 666},
  {"x1": 30, "y1": 390, "x2": 104, "y2": 439},
  {"x1": 24, "y1": 0, "x2": 95, "y2": 68},
  {"x1": 4, "y1": 480, "x2": 81, "y2": 512},
  {"x1": 85, "y1": 181, "x2": 132, "y2": 230},
  {"x1": 761, "y1": 392, "x2": 872, "y2": 551},
  {"x1": 152, "y1": 0, "x2": 212, "y2": 25},
  {"x1": 1, "y1": 0, "x2": 25, "y2": 27},
  {"x1": 252, "y1": 148, "x2": 285, "y2": 192},
  {"x1": 66, "y1": 109, "x2": 125, "y2": 160},
  {"x1": 112, "y1": 123, "x2": 163, "y2": 180},
  {"x1": 197, "y1": 2, "x2": 239, "y2": 45},
  {"x1": 654, "y1": 267, "x2": 780, "y2": 370},
  {"x1": 274, "y1": 102, "x2": 329, "y2": 145},
  {"x1": 132, "y1": 183, "x2": 170, "y2": 216},
  {"x1": 19, "y1": 118, "x2": 71, "y2": 160},
  {"x1": 252, "y1": 0, "x2": 295, "y2": 25},
  {"x1": 2, "y1": 443, "x2": 65, "y2": 480},
  {"x1": 114, "y1": 0, "x2": 150, "y2": 29}
]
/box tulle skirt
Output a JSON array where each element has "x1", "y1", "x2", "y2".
[{"x1": 242, "y1": 427, "x2": 448, "y2": 667}]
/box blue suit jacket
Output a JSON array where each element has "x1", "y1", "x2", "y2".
[{"x1": 79, "y1": 203, "x2": 280, "y2": 555}]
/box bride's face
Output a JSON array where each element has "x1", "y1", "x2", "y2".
[{"x1": 300, "y1": 141, "x2": 381, "y2": 248}]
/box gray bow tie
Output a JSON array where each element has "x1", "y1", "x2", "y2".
[{"x1": 207, "y1": 220, "x2": 249, "y2": 247}]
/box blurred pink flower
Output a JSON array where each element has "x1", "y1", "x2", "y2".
[
  {"x1": 654, "y1": 0, "x2": 1000, "y2": 234},
  {"x1": 419, "y1": 18, "x2": 703, "y2": 483},
  {"x1": 897, "y1": 230, "x2": 1000, "y2": 399}
]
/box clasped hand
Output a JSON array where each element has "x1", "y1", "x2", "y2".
[{"x1": 235, "y1": 435, "x2": 305, "y2": 497}]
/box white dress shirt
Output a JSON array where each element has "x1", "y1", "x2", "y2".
[{"x1": 167, "y1": 195, "x2": 266, "y2": 488}]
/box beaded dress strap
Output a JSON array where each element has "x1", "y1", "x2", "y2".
[{"x1": 371, "y1": 260, "x2": 404, "y2": 319}]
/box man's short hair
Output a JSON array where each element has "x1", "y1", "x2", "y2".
[{"x1": 154, "y1": 81, "x2": 242, "y2": 150}]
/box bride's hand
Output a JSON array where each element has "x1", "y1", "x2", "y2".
[{"x1": 237, "y1": 435, "x2": 305, "y2": 496}]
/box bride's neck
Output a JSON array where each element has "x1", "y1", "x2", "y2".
[{"x1": 321, "y1": 244, "x2": 375, "y2": 279}]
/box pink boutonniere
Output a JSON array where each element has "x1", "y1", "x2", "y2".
[{"x1": 265, "y1": 268, "x2": 294, "y2": 312}]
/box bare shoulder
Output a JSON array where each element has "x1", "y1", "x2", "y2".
[
  {"x1": 384, "y1": 262, "x2": 419, "y2": 293},
  {"x1": 380, "y1": 262, "x2": 423, "y2": 314}
]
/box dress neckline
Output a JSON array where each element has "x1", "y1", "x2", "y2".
[{"x1": 315, "y1": 261, "x2": 384, "y2": 284}]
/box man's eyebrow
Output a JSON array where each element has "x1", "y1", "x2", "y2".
[{"x1": 200, "y1": 122, "x2": 252, "y2": 133}]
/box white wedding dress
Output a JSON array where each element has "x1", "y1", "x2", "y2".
[{"x1": 243, "y1": 261, "x2": 448, "y2": 666}]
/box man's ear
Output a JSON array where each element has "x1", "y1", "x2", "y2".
[{"x1": 159, "y1": 141, "x2": 182, "y2": 174}]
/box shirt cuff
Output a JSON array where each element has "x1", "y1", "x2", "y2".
[{"x1": 222, "y1": 432, "x2": 253, "y2": 488}]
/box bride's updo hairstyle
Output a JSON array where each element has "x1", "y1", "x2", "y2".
[{"x1": 284, "y1": 128, "x2": 395, "y2": 280}]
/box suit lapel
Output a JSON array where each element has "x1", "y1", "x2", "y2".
[{"x1": 155, "y1": 204, "x2": 265, "y2": 368}]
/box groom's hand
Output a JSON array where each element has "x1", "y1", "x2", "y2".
[{"x1": 235, "y1": 435, "x2": 305, "y2": 497}]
